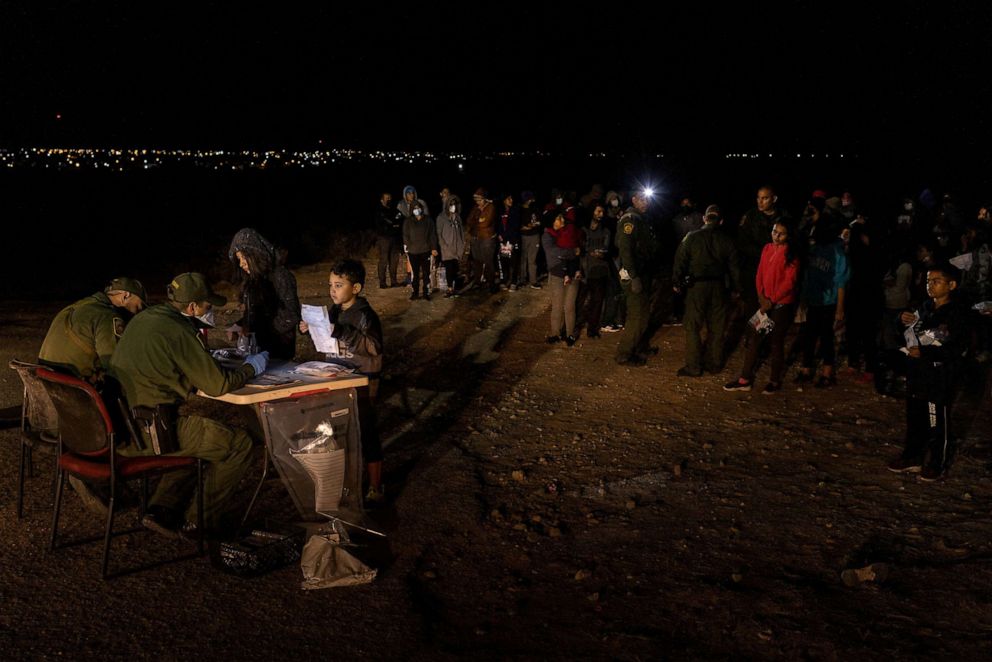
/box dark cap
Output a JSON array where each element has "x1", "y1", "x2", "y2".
[
  {"x1": 167, "y1": 272, "x2": 227, "y2": 306},
  {"x1": 704, "y1": 204, "x2": 721, "y2": 220},
  {"x1": 105, "y1": 276, "x2": 147, "y2": 303},
  {"x1": 521, "y1": 190, "x2": 535, "y2": 202},
  {"x1": 473, "y1": 187, "x2": 489, "y2": 199}
]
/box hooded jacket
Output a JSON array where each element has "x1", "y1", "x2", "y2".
[
  {"x1": 228, "y1": 228, "x2": 301, "y2": 360},
  {"x1": 436, "y1": 195, "x2": 465, "y2": 260}
]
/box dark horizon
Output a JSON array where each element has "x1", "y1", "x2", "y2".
[{"x1": 2, "y1": 3, "x2": 990, "y2": 157}]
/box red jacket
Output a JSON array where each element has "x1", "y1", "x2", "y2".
[{"x1": 755, "y1": 243, "x2": 799, "y2": 305}]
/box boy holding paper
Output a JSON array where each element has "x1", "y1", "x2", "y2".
[
  {"x1": 300, "y1": 259, "x2": 386, "y2": 502},
  {"x1": 888, "y1": 263, "x2": 967, "y2": 481}
]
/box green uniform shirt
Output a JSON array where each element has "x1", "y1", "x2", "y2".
[
  {"x1": 616, "y1": 208, "x2": 657, "y2": 280},
  {"x1": 38, "y1": 292, "x2": 124, "y2": 380},
  {"x1": 673, "y1": 224, "x2": 742, "y2": 292},
  {"x1": 109, "y1": 303, "x2": 255, "y2": 408}
]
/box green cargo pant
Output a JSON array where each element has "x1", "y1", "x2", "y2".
[
  {"x1": 616, "y1": 280, "x2": 650, "y2": 361},
  {"x1": 122, "y1": 415, "x2": 253, "y2": 527},
  {"x1": 683, "y1": 281, "x2": 728, "y2": 373}
]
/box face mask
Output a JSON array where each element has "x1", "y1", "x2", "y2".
[
  {"x1": 904, "y1": 202, "x2": 914, "y2": 211},
  {"x1": 610, "y1": 199, "x2": 619, "y2": 207},
  {"x1": 555, "y1": 197, "x2": 563, "y2": 206},
  {"x1": 183, "y1": 308, "x2": 216, "y2": 327},
  {"x1": 413, "y1": 209, "x2": 422, "y2": 217},
  {"x1": 681, "y1": 204, "x2": 692, "y2": 212},
  {"x1": 449, "y1": 205, "x2": 456, "y2": 214}
]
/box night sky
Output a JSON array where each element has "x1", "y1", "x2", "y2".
[{"x1": 1, "y1": 2, "x2": 989, "y2": 157}]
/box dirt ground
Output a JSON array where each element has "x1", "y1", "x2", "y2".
[{"x1": 2, "y1": 258, "x2": 992, "y2": 660}]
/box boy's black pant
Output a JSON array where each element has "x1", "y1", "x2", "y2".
[{"x1": 903, "y1": 396, "x2": 953, "y2": 471}]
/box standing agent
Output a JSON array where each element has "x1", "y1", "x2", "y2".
[
  {"x1": 110, "y1": 273, "x2": 269, "y2": 538},
  {"x1": 615, "y1": 189, "x2": 659, "y2": 366},
  {"x1": 673, "y1": 205, "x2": 741, "y2": 377},
  {"x1": 227, "y1": 228, "x2": 301, "y2": 360}
]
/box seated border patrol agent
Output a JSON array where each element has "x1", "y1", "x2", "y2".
[
  {"x1": 39, "y1": 276, "x2": 147, "y2": 384},
  {"x1": 110, "y1": 272, "x2": 269, "y2": 538},
  {"x1": 38, "y1": 276, "x2": 147, "y2": 515}
]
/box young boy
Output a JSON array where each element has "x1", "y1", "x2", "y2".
[
  {"x1": 299, "y1": 259, "x2": 386, "y2": 502},
  {"x1": 888, "y1": 263, "x2": 967, "y2": 481}
]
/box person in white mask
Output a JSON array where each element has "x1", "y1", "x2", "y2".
[{"x1": 110, "y1": 272, "x2": 267, "y2": 539}]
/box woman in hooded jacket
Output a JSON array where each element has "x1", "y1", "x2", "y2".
[
  {"x1": 436, "y1": 194, "x2": 465, "y2": 296},
  {"x1": 227, "y1": 227, "x2": 301, "y2": 360}
]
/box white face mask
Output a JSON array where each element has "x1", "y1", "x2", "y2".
[
  {"x1": 610, "y1": 199, "x2": 619, "y2": 207},
  {"x1": 449, "y1": 205, "x2": 456, "y2": 214},
  {"x1": 184, "y1": 308, "x2": 216, "y2": 327},
  {"x1": 555, "y1": 197, "x2": 563, "y2": 206},
  {"x1": 904, "y1": 202, "x2": 914, "y2": 211},
  {"x1": 413, "y1": 209, "x2": 422, "y2": 217}
]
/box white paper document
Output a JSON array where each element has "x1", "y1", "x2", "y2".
[
  {"x1": 301, "y1": 304, "x2": 339, "y2": 354},
  {"x1": 949, "y1": 253, "x2": 973, "y2": 271}
]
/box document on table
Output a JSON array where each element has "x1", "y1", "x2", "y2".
[{"x1": 301, "y1": 304, "x2": 339, "y2": 354}]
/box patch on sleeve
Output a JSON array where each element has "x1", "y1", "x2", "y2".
[
  {"x1": 113, "y1": 317, "x2": 125, "y2": 338},
  {"x1": 623, "y1": 222, "x2": 634, "y2": 235}
]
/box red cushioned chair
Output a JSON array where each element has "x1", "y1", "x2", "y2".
[{"x1": 36, "y1": 367, "x2": 205, "y2": 579}]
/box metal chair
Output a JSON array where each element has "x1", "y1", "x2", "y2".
[
  {"x1": 36, "y1": 367, "x2": 205, "y2": 579},
  {"x1": 9, "y1": 360, "x2": 60, "y2": 518}
]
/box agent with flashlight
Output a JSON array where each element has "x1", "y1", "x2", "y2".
[{"x1": 615, "y1": 187, "x2": 659, "y2": 366}]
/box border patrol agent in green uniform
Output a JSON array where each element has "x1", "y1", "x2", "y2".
[
  {"x1": 672, "y1": 205, "x2": 741, "y2": 376},
  {"x1": 38, "y1": 277, "x2": 147, "y2": 516},
  {"x1": 615, "y1": 189, "x2": 659, "y2": 365},
  {"x1": 38, "y1": 277, "x2": 147, "y2": 383},
  {"x1": 110, "y1": 273, "x2": 270, "y2": 537}
]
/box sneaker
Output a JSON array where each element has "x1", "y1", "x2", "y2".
[
  {"x1": 761, "y1": 382, "x2": 781, "y2": 395},
  {"x1": 546, "y1": 335, "x2": 561, "y2": 344},
  {"x1": 600, "y1": 324, "x2": 620, "y2": 333},
  {"x1": 68, "y1": 475, "x2": 110, "y2": 518},
  {"x1": 141, "y1": 505, "x2": 183, "y2": 539},
  {"x1": 887, "y1": 455, "x2": 923, "y2": 473},
  {"x1": 379, "y1": 281, "x2": 388, "y2": 289},
  {"x1": 365, "y1": 485, "x2": 385, "y2": 504},
  {"x1": 410, "y1": 293, "x2": 420, "y2": 301},
  {"x1": 423, "y1": 293, "x2": 431, "y2": 301},
  {"x1": 565, "y1": 335, "x2": 577, "y2": 347},
  {"x1": 639, "y1": 346, "x2": 660, "y2": 357},
  {"x1": 677, "y1": 367, "x2": 703, "y2": 377},
  {"x1": 588, "y1": 331, "x2": 601, "y2": 339},
  {"x1": 919, "y1": 465, "x2": 945, "y2": 482},
  {"x1": 509, "y1": 284, "x2": 518, "y2": 291},
  {"x1": 794, "y1": 372, "x2": 812, "y2": 391},
  {"x1": 723, "y1": 378, "x2": 752, "y2": 392},
  {"x1": 529, "y1": 283, "x2": 542, "y2": 290}
]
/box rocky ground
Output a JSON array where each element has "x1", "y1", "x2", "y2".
[{"x1": 2, "y1": 259, "x2": 992, "y2": 660}]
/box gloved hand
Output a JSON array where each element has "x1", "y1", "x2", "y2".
[
  {"x1": 630, "y1": 277, "x2": 643, "y2": 294},
  {"x1": 244, "y1": 351, "x2": 269, "y2": 376}
]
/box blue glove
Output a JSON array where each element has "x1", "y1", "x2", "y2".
[{"x1": 244, "y1": 351, "x2": 269, "y2": 376}]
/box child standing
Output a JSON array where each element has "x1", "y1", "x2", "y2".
[
  {"x1": 887, "y1": 263, "x2": 967, "y2": 481},
  {"x1": 300, "y1": 259, "x2": 386, "y2": 502}
]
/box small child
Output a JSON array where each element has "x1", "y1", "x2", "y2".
[
  {"x1": 299, "y1": 259, "x2": 386, "y2": 502},
  {"x1": 549, "y1": 214, "x2": 583, "y2": 284}
]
